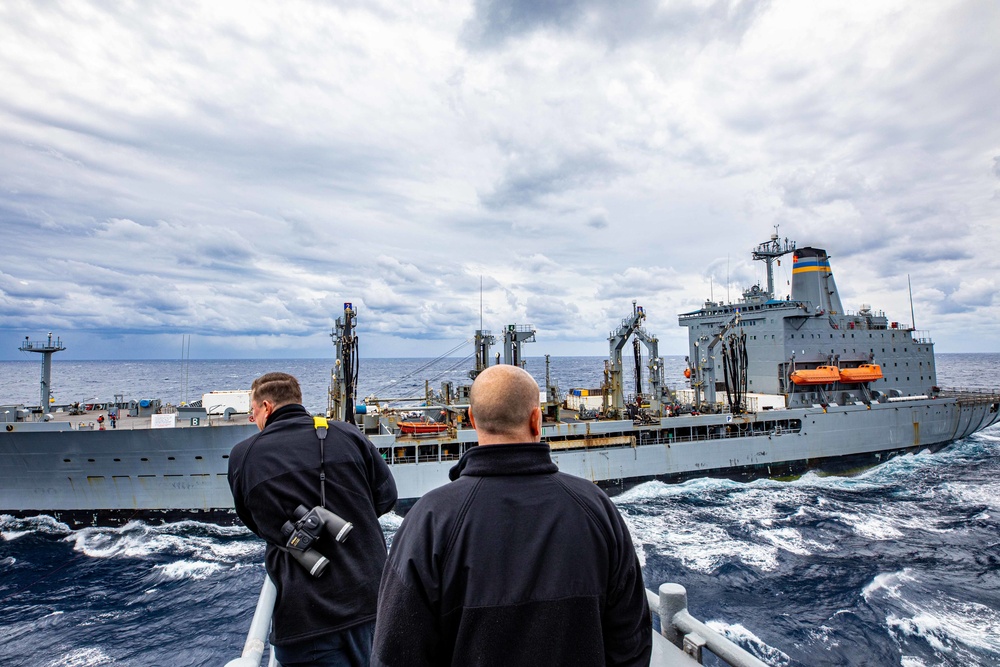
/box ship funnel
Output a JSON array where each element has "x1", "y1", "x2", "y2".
[{"x1": 791, "y1": 247, "x2": 844, "y2": 315}]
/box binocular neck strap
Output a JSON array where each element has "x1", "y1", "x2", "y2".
[{"x1": 314, "y1": 417, "x2": 329, "y2": 508}]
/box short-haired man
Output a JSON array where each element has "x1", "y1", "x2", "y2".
[
  {"x1": 229, "y1": 372, "x2": 397, "y2": 667},
  {"x1": 371, "y1": 365, "x2": 651, "y2": 666}
]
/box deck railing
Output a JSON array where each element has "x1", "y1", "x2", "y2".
[
  {"x1": 648, "y1": 583, "x2": 771, "y2": 666},
  {"x1": 226, "y1": 577, "x2": 774, "y2": 666}
]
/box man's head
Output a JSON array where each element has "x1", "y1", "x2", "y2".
[
  {"x1": 468, "y1": 365, "x2": 542, "y2": 444},
  {"x1": 250, "y1": 372, "x2": 302, "y2": 431}
]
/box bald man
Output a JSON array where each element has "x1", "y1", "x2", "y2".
[{"x1": 372, "y1": 365, "x2": 651, "y2": 667}]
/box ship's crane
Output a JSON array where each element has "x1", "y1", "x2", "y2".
[
  {"x1": 502, "y1": 324, "x2": 535, "y2": 366},
  {"x1": 469, "y1": 329, "x2": 496, "y2": 380},
  {"x1": 690, "y1": 311, "x2": 741, "y2": 411},
  {"x1": 328, "y1": 303, "x2": 358, "y2": 424},
  {"x1": 605, "y1": 302, "x2": 670, "y2": 418}
]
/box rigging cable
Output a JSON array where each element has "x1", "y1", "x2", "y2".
[
  {"x1": 369, "y1": 338, "x2": 472, "y2": 397},
  {"x1": 342, "y1": 331, "x2": 359, "y2": 423},
  {"x1": 633, "y1": 337, "x2": 643, "y2": 398}
]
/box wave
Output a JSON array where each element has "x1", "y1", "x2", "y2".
[
  {"x1": 149, "y1": 559, "x2": 225, "y2": 582},
  {"x1": 43, "y1": 647, "x2": 115, "y2": 667},
  {"x1": 65, "y1": 520, "x2": 263, "y2": 564},
  {"x1": 0, "y1": 514, "x2": 72, "y2": 539},
  {"x1": 862, "y1": 568, "x2": 917, "y2": 602},
  {"x1": 706, "y1": 620, "x2": 792, "y2": 666},
  {"x1": 864, "y1": 568, "x2": 1000, "y2": 665}
]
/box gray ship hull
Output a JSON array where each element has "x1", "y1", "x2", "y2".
[{"x1": 3, "y1": 393, "x2": 997, "y2": 527}]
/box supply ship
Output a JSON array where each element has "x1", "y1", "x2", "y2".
[{"x1": 3, "y1": 232, "x2": 998, "y2": 527}]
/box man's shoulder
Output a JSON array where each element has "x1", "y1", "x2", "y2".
[
  {"x1": 549, "y1": 471, "x2": 622, "y2": 516},
  {"x1": 230, "y1": 415, "x2": 315, "y2": 464},
  {"x1": 326, "y1": 419, "x2": 370, "y2": 442},
  {"x1": 229, "y1": 431, "x2": 259, "y2": 460},
  {"x1": 552, "y1": 470, "x2": 609, "y2": 496},
  {"x1": 402, "y1": 475, "x2": 476, "y2": 521}
]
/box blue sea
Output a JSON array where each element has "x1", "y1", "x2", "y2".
[{"x1": 1, "y1": 354, "x2": 999, "y2": 666}]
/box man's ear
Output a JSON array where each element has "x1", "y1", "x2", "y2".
[
  {"x1": 530, "y1": 406, "x2": 542, "y2": 437},
  {"x1": 468, "y1": 408, "x2": 476, "y2": 430}
]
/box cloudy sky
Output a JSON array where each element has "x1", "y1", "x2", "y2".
[{"x1": 2, "y1": 0, "x2": 998, "y2": 361}]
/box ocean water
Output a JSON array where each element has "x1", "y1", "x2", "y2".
[{"x1": 1, "y1": 354, "x2": 999, "y2": 666}]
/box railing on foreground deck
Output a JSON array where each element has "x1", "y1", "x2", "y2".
[{"x1": 225, "y1": 577, "x2": 772, "y2": 667}]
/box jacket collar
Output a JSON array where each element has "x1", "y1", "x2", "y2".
[
  {"x1": 448, "y1": 443, "x2": 557, "y2": 481},
  {"x1": 263, "y1": 403, "x2": 309, "y2": 429}
]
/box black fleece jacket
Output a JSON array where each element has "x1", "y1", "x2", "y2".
[
  {"x1": 372, "y1": 443, "x2": 651, "y2": 667},
  {"x1": 228, "y1": 404, "x2": 397, "y2": 646}
]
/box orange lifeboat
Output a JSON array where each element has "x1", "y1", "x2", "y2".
[
  {"x1": 789, "y1": 365, "x2": 841, "y2": 385},
  {"x1": 838, "y1": 364, "x2": 883, "y2": 383},
  {"x1": 398, "y1": 417, "x2": 449, "y2": 435}
]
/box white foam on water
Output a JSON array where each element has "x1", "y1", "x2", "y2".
[
  {"x1": 651, "y1": 521, "x2": 779, "y2": 572},
  {"x1": 158, "y1": 520, "x2": 252, "y2": 538},
  {"x1": 887, "y1": 601, "x2": 1000, "y2": 656},
  {"x1": 611, "y1": 446, "x2": 990, "y2": 578},
  {"x1": 380, "y1": 512, "x2": 405, "y2": 530},
  {"x1": 798, "y1": 489, "x2": 954, "y2": 540},
  {"x1": 757, "y1": 526, "x2": 825, "y2": 556},
  {"x1": 862, "y1": 568, "x2": 916, "y2": 602},
  {"x1": 967, "y1": 425, "x2": 1000, "y2": 444},
  {"x1": 706, "y1": 620, "x2": 792, "y2": 666},
  {"x1": 151, "y1": 559, "x2": 224, "y2": 582},
  {"x1": 0, "y1": 514, "x2": 72, "y2": 538},
  {"x1": 1, "y1": 530, "x2": 30, "y2": 541},
  {"x1": 65, "y1": 520, "x2": 262, "y2": 563},
  {"x1": 44, "y1": 647, "x2": 116, "y2": 666},
  {"x1": 867, "y1": 568, "x2": 1000, "y2": 663},
  {"x1": 806, "y1": 624, "x2": 840, "y2": 648},
  {"x1": 617, "y1": 478, "x2": 842, "y2": 572},
  {"x1": 900, "y1": 657, "x2": 930, "y2": 667},
  {"x1": 78, "y1": 610, "x2": 138, "y2": 627},
  {"x1": 620, "y1": 477, "x2": 745, "y2": 503},
  {"x1": 831, "y1": 510, "x2": 904, "y2": 540},
  {"x1": 615, "y1": 510, "x2": 646, "y2": 567},
  {"x1": 939, "y1": 480, "x2": 1000, "y2": 511}
]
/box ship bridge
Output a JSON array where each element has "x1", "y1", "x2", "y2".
[{"x1": 680, "y1": 231, "x2": 940, "y2": 411}]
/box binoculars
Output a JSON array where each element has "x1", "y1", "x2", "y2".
[{"x1": 281, "y1": 504, "x2": 354, "y2": 577}]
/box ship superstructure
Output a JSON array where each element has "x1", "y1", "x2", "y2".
[{"x1": 682, "y1": 232, "x2": 935, "y2": 410}]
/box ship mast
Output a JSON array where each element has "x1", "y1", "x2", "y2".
[
  {"x1": 329, "y1": 303, "x2": 358, "y2": 423},
  {"x1": 19, "y1": 333, "x2": 65, "y2": 410},
  {"x1": 752, "y1": 226, "x2": 796, "y2": 298}
]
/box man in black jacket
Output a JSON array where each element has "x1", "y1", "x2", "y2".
[
  {"x1": 229, "y1": 372, "x2": 397, "y2": 667},
  {"x1": 372, "y1": 365, "x2": 651, "y2": 666}
]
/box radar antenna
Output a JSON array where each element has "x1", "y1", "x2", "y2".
[{"x1": 752, "y1": 225, "x2": 796, "y2": 298}]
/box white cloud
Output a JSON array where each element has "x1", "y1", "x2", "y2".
[{"x1": 1, "y1": 0, "x2": 999, "y2": 359}]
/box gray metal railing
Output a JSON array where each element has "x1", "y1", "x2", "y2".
[
  {"x1": 224, "y1": 576, "x2": 279, "y2": 667},
  {"x1": 227, "y1": 577, "x2": 772, "y2": 666},
  {"x1": 648, "y1": 583, "x2": 770, "y2": 666}
]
